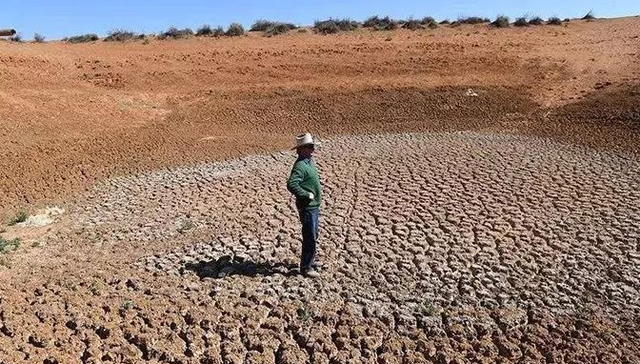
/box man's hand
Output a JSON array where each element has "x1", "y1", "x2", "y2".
[{"x1": 308, "y1": 192, "x2": 315, "y2": 200}]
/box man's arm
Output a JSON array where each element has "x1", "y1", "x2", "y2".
[{"x1": 287, "y1": 163, "x2": 312, "y2": 199}]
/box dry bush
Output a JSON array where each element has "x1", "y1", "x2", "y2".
[
  {"x1": 7, "y1": 210, "x2": 27, "y2": 226},
  {"x1": 514, "y1": 17, "x2": 529, "y2": 27},
  {"x1": 225, "y1": 23, "x2": 245, "y2": 37},
  {"x1": 63, "y1": 34, "x2": 99, "y2": 43},
  {"x1": 529, "y1": 17, "x2": 544, "y2": 25},
  {"x1": 402, "y1": 19, "x2": 423, "y2": 30},
  {"x1": 364, "y1": 16, "x2": 399, "y2": 31},
  {"x1": 104, "y1": 30, "x2": 140, "y2": 42},
  {"x1": 251, "y1": 20, "x2": 297, "y2": 33},
  {"x1": 264, "y1": 23, "x2": 297, "y2": 37},
  {"x1": 313, "y1": 18, "x2": 359, "y2": 34},
  {"x1": 33, "y1": 33, "x2": 45, "y2": 43},
  {"x1": 456, "y1": 16, "x2": 491, "y2": 25},
  {"x1": 548, "y1": 17, "x2": 563, "y2": 25},
  {"x1": 158, "y1": 27, "x2": 193, "y2": 40},
  {"x1": 491, "y1": 15, "x2": 510, "y2": 28}
]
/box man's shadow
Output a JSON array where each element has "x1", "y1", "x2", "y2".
[{"x1": 184, "y1": 255, "x2": 299, "y2": 279}]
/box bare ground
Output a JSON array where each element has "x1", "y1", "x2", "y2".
[
  {"x1": 1, "y1": 16, "x2": 640, "y2": 364},
  {"x1": 1, "y1": 132, "x2": 639, "y2": 363}
]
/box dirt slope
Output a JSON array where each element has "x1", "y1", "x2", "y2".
[{"x1": 1, "y1": 16, "x2": 639, "y2": 216}]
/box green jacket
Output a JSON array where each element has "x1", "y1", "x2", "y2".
[{"x1": 287, "y1": 157, "x2": 321, "y2": 210}]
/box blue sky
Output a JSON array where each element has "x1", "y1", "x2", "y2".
[{"x1": 3, "y1": 1, "x2": 639, "y2": 40}]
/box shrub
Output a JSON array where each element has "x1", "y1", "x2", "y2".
[
  {"x1": 402, "y1": 19, "x2": 423, "y2": 30},
  {"x1": 196, "y1": 25, "x2": 225, "y2": 37},
  {"x1": 457, "y1": 16, "x2": 491, "y2": 25},
  {"x1": 514, "y1": 17, "x2": 529, "y2": 27},
  {"x1": 313, "y1": 18, "x2": 359, "y2": 34},
  {"x1": 196, "y1": 25, "x2": 213, "y2": 36},
  {"x1": 0, "y1": 237, "x2": 20, "y2": 253},
  {"x1": 225, "y1": 23, "x2": 245, "y2": 37},
  {"x1": 439, "y1": 19, "x2": 451, "y2": 25},
  {"x1": 548, "y1": 17, "x2": 563, "y2": 25},
  {"x1": 250, "y1": 20, "x2": 276, "y2": 32},
  {"x1": 104, "y1": 29, "x2": 138, "y2": 42},
  {"x1": 265, "y1": 23, "x2": 297, "y2": 37},
  {"x1": 314, "y1": 20, "x2": 339, "y2": 34},
  {"x1": 529, "y1": 16, "x2": 544, "y2": 25},
  {"x1": 8, "y1": 211, "x2": 27, "y2": 226},
  {"x1": 213, "y1": 26, "x2": 225, "y2": 37},
  {"x1": 33, "y1": 33, "x2": 45, "y2": 43},
  {"x1": 491, "y1": 15, "x2": 510, "y2": 28},
  {"x1": 363, "y1": 16, "x2": 398, "y2": 31},
  {"x1": 158, "y1": 27, "x2": 193, "y2": 40},
  {"x1": 64, "y1": 33, "x2": 99, "y2": 43},
  {"x1": 421, "y1": 16, "x2": 436, "y2": 25},
  {"x1": 582, "y1": 11, "x2": 595, "y2": 20},
  {"x1": 334, "y1": 19, "x2": 360, "y2": 31}
]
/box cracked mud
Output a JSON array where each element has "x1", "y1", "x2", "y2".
[{"x1": 1, "y1": 132, "x2": 639, "y2": 363}]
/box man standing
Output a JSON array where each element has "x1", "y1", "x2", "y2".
[{"x1": 287, "y1": 133, "x2": 322, "y2": 278}]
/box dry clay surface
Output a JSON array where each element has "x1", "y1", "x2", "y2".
[{"x1": 1, "y1": 132, "x2": 639, "y2": 363}]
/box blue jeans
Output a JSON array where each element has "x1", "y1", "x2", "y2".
[{"x1": 298, "y1": 208, "x2": 319, "y2": 271}]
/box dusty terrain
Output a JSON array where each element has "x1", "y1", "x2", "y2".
[
  {"x1": 1, "y1": 16, "x2": 639, "y2": 364},
  {"x1": 1, "y1": 16, "x2": 639, "y2": 215}
]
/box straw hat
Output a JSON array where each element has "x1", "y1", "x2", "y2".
[{"x1": 292, "y1": 133, "x2": 315, "y2": 150}]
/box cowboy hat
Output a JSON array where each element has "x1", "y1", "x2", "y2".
[{"x1": 292, "y1": 133, "x2": 315, "y2": 150}]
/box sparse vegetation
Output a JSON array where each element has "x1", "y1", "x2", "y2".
[
  {"x1": 196, "y1": 25, "x2": 225, "y2": 37},
  {"x1": 456, "y1": 16, "x2": 491, "y2": 25},
  {"x1": 33, "y1": 33, "x2": 45, "y2": 43},
  {"x1": 419, "y1": 298, "x2": 436, "y2": 316},
  {"x1": 548, "y1": 17, "x2": 563, "y2": 25},
  {"x1": 313, "y1": 20, "x2": 339, "y2": 34},
  {"x1": 402, "y1": 19, "x2": 423, "y2": 31},
  {"x1": 89, "y1": 281, "x2": 101, "y2": 295},
  {"x1": 313, "y1": 18, "x2": 359, "y2": 34},
  {"x1": 421, "y1": 17, "x2": 436, "y2": 25},
  {"x1": 297, "y1": 302, "x2": 314, "y2": 323},
  {"x1": 121, "y1": 300, "x2": 133, "y2": 310},
  {"x1": 363, "y1": 16, "x2": 399, "y2": 31},
  {"x1": 529, "y1": 17, "x2": 544, "y2": 25},
  {"x1": 8, "y1": 211, "x2": 28, "y2": 226},
  {"x1": 196, "y1": 25, "x2": 212, "y2": 36},
  {"x1": 264, "y1": 22, "x2": 298, "y2": 37},
  {"x1": 177, "y1": 219, "x2": 195, "y2": 234},
  {"x1": 491, "y1": 15, "x2": 510, "y2": 28},
  {"x1": 104, "y1": 29, "x2": 139, "y2": 42},
  {"x1": 250, "y1": 20, "x2": 297, "y2": 34},
  {"x1": 514, "y1": 17, "x2": 529, "y2": 27},
  {"x1": 158, "y1": 27, "x2": 193, "y2": 40},
  {"x1": 250, "y1": 20, "x2": 276, "y2": 32},
  {"x1": 420, "y1": 16, "x2": 438, "y2": 29},
  {"x1": 582, "y1": 11, "x2": 596, "y2": 20},
  {"x1": 64, "y1": 33, "x2": 99, "y2": 43},
  {"x1": 439, "y1": 19, "x2": 451, "y2": 25},
  {"x1": 0, "y1": 236, "x2": 20, "y2": 253},
  {"x1": 225, "y1": 23, "x2": 245, "y2": 37}
]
